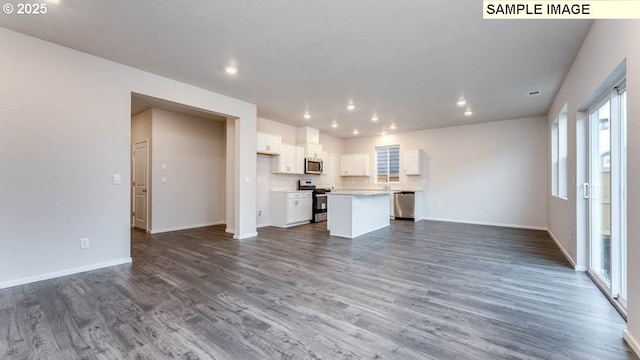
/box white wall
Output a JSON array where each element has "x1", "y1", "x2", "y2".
[
  {"x1": 131, "y1": 109, "x2": 153, "y2": 229},
  {"x1": 344, "y1": 117, "x2": 548, "y2": 229},
  {"x1": 0, "y1": 28, "x2": 257, "y2": 288},
  {"x1": 546, "y1": 20, "x2": 640, "y2": 355},
  {"x1": 150, "y1": 108, "x2": 225, "y2": 233}
]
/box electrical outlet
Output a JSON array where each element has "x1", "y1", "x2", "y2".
[
  {"x1": 257, "y1": 209, "x2": 262, "y2": 216},
  {"x1": 80, "y1": 237, "x2": 90, "y2": 249}
]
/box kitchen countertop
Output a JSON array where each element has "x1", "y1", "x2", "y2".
[
  {"x1": 328, "y1": 190, "x2": 390, "y2": 196},
  {"x1": 270, "y1": 190, "x2": 313, "y2": 193},
  {"x1": 334, "y1": 189, "x2": 423, "y2": 193}
]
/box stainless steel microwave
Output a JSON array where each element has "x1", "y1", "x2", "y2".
[{"x1": 305, "y1": 157, "x2": 323, "y2": 174}]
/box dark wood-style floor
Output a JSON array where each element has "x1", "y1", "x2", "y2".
[{"x1": 0, "y1": 221, "x2": 637, "y2": 359}]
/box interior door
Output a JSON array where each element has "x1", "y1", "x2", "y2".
[{"x1": 133, "y1": 140, "x2": 148, "y2": 230}]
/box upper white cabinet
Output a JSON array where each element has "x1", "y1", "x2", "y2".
[
  {"x1": 300, "y1": 143, "x2": 323, "y2": 158},
  {"x1": 404, "y1": 149, "x2": 425, "y2": 176},
  {"x1": 320, "y1": 152, "x2": 336, "y2": 188},
  {"x1": 272, "y1": 144, "x2": 304, "y2": 174},
  {"x1": 340, "y1": 153, "x2": 371, "y2": 176},
  {"x1": 297, "y1": 127, "x2": 320, "y2": 144},
  {"x1": 295, "y1": 146, "x2": 305, "y2": 174},
  {"x1": 257, "y1": 132, "x2": 281, "y2": 155}
]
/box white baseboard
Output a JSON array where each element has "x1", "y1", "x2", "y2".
[
  {"x1": 150, "y1": 221, "x2": 225, "y2": 234},
  {"x1": 225, "y1": 228, "x2": 235, "y2": 234},
  {"x1": 422, "y1": 217, "x2": 547, "y2": 231},
  {"x1": 0, "y1": 257, "x2": 132, "y2": 290},
  {"x1": 624, "y1": 330, "x2": 640, "y2": 358},
  {"x1": 547, "y1": 230, "x2": 587, "y2": 271},
  {"x1": 234, "y1": 232, "x2": 258, "y2": 240}
]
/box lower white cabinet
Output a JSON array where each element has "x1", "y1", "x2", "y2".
[{"x1": 271, "y1": 192, "x2": 312, "y2": 227}]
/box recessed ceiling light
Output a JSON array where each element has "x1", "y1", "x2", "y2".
[
  {"x1": 331, "y1": 122, "x2": 338, "y2": 128},
  {"x1": 464, "y1": 109, "x2": 473, "y2": 116},
  {"x1": 225, "y1": 65, "x2": 238, "y2": 75},
  {"x1": 372, "y1": 114, "x2": 379, "y2": 122},
  {"x1": 353, "y1": 129, "x2": 359, "y2": 135},
  {"x1": 390, "y1": 124, "x2": 396, "y2": 130},
  {"x1": 304, "y1": 112, "x2": 311, "y2": 119},
  {"x1": 457, "y1": 99, "x2": 467, "y2": 106},
  {"x1": 347, "y1": 101, "x2": 355, "y2": 111}
]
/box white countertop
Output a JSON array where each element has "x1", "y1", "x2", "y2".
[
  {"x1": 328, "y1": 190, "x2": 390, "y2": 196},
  {"x1": 333, "y1": 189, "x2": 423, "y2": 194},
  {"x1": 270, "y1": 190, "x2": 313, "y2": 193}
]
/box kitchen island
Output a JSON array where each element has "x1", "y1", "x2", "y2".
[{"x1": 327, "y1": 191, "x2": 390, "y2": 238}]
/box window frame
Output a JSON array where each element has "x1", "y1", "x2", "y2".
[
  {"x1": 375, "y1": 145, "x2": 400, "y2": 183},
  {"x1": 551, "y1": 103, "x2": 568, "y2": 199}
]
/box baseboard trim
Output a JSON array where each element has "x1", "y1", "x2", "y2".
[
  {"x1": 0, "y1": 257, "x2": 132, "y2": 290},
  {"x1": 257, "y1": 223, "x2": 272, "y2": 228},
  {"x1": 151, "y1": 221, "x2": 225, "y2": 234},
  {"x1": 234, "y1": 232, "x2": 258, "y2": 240},
  {"x1": 624, "y1": 330, "x2": 640, "y2": 357},
  {"x1": 421, "y1": 217, "x2": 547, "y2": 231},
  {"x1": 225, "y1": 228, "x2": 235, "y2": 234},
  {"x1": 548, "y1": 230, "x2": 586, "y2": 271}
]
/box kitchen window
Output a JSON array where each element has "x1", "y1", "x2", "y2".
[{"x1": 376, "y1": 145, "x2": 400, "y2": 183}]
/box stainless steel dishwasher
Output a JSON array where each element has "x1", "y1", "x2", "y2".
[{"x1": 394, "y1": 191, "x2": 415, "y2": 220}]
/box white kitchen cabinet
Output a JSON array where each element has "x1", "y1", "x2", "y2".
[
  {"x1": 257, "y1": 132, "x2": 281, "y2": 154},
  {"x1": 272, "y1": 144, "x2": 304, "y2": 174},
  {"x1": 303, "y1": 196, "x2": 313, "y2": 221},
  {"x1": 300, "y1": 143, "x2": 323, "y2": 158},
  {"x1": 404, "y1": 149, "x2": 424, "y2": 176},
  {"x1": 297, "y1": 127, "x2": 320, "y2": 144},
  {"x1": 295, "y1": 146, "x2": 305, "y2": 174},
  {"x1": 320, "y1": 152, "x2": 336, "y2": 189},
  {"x1": 271, "y1": 192, "x2": 312, "y2": 227},
  {"x1": 340, "y1": 153, "x2": 371, "y2": 176}
]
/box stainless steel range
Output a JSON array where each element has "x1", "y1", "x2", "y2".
[{"x1": 298, "y1": 180, "x2": 331, "y2": 223}]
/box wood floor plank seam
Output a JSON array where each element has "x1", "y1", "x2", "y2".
[{"x1": 1, "y1": 221, "x2": 636, "y2": 359}]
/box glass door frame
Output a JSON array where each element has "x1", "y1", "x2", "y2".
[{"x1": 586, "y1": 81, "x2": 627, "y2": 315}]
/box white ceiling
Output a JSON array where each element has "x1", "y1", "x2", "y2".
[{"x1": 0, "y1": 0, "x2": 592, "y2": 138}]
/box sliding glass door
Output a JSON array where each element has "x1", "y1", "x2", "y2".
[{"x1": 587, "y1": 84, "x2": 627, "y2": 309}]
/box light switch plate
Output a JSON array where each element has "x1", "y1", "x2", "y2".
[
  {"x1": 162, "y1": 163, "x2": 167, "y2": 170},
  {"x1": 112, "y1": 174, "x2": 121, "y2": 185},
  {"x1": 161, "y1": 177, "x2": 167, "y2": 184}
]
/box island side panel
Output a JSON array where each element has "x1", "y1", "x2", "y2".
[
  {"x1": 371, "y1": 194, "x2": 391, "y2": 230},
  {"x1": 327, "y1": 195, "x2": 354, "y2": 238},
  {"x1": 351, "y1": 196, "x2": 374, "y2": 238}
]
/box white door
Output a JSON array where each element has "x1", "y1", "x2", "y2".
[{"x1": 133, "y1": 140, "x2": 148, "y2": 230}]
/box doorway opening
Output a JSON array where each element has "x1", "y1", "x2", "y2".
[{"x1": 130, "y1": 93, "x2": 230, "y2": 238}]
